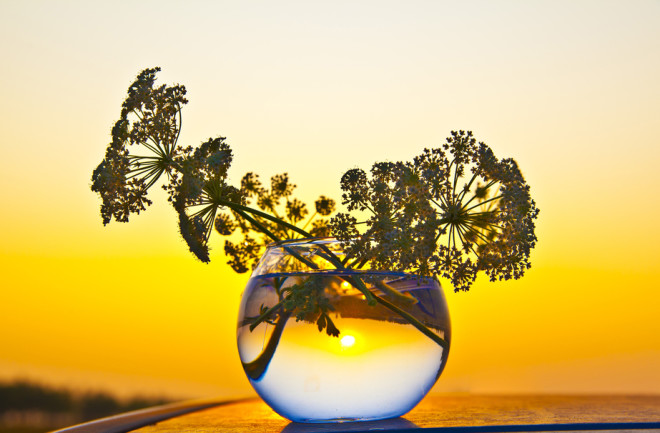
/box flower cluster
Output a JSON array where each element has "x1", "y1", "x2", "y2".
[
  {"x1": 217, "y1": 172, "x2": 336, "y2": 273},
  {"x1": 330, "y1": 131, "x2": 539, "y2": 291},
  {"x1": 91, "y1": 67, "x2": 187, "y2": 225},
  {"x1": 92, "y1": 67, "x2": 335, "y2": 268},
  {"x1": 91, "y1": 68, "x2": 239, "y2": 262}
]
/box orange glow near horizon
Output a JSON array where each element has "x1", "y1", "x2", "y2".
[{"x1": 1, "y1": 0, "x2": 659, "y2": 400}]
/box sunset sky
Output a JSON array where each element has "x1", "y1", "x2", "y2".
[{"x1": 1, "y1": 1, "x2": 659, "y2": 400}]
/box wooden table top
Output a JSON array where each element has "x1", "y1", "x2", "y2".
[{"x1": 55, "y1": 394, "x2": 660, "y2": 433}]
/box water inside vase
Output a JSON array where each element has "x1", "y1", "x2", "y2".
[{"x1": 237, "y1": 271, "x2": 450, "y2": 422}]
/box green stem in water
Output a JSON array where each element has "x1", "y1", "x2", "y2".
[
  {"x1": 373, "y1": 295, "x2": 448, "y2": 349},
  {"x1": 248, "y1": 300, "x2": 284, "y2": 331},
  {"x1": 374, "y1": 280, "x2": 417, "y2": 305},
  {"x1": 242, "y1": 310, "x2": 292, "y2": 380},
  {"x1": 337, "y1": 273, "x2": 444, "y2": 350}
]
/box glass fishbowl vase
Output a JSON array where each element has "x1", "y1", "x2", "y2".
[{"x1": 236, "y1": 238, "x2": 451, "y2": 423}]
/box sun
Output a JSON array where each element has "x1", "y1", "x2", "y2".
[{"x1": 340, "y1": 334, "x2": 356, "y2": 349}]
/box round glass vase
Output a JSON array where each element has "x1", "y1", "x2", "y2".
[{"x1": 237, "y1": 238, "x2": 451, "y2": 423}]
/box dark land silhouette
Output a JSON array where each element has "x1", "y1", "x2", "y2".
[{"x1": 0, "y1": 380, "x2": 173, "y2": 433}]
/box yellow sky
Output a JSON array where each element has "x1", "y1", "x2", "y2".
[{"x1": 1, "y1": 0, "x2": 659, "y2": 399}]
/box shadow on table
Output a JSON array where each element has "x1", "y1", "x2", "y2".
[{"x1": 281, "y1": 416, "x2": 419, "y2": 432}]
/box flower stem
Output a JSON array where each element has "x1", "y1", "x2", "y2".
[
  {"x1": 218, "y1": 199, "x2": 313, "y2": 239},
  {"x1": 459, "y1": 179, "x2": 499, "y2": 211},
  {"x1": 248, "y1": 300, "x2": 284, "y2": 332},
  {"x1": 242, "y1": 310, "x2": 292, "y2": 380},
  {"x1": 463, "y1": 194, "x2": 502, "y2": 213},
  {"x1": 233, "y1": 208, "x2": 325, "y2": 272},
  {"x1": 300, "y1": 211, "x2": 318, "y2": 231},
  {"x1": 374, "y1": 280, "x2": 418, "y2": 305},
  {"x1": 372, "y1": 295, "x2": 448, "y2": 349},
  {"x1": 456, "y1": 172, "x2": 479, "y2": 203},
  {"x1": 233, "y1": 208, "x2": 281, "y2": 244}
]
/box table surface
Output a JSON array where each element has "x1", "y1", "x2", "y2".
[{"x1": 54, "y1": 394, "x2": 660, "y2": 433}]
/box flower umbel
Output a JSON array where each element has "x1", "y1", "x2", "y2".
[
  {"x1": 91, "y1": 68, "x2": 237, "y2": 262},
  {"x1": 331, "y1": 130, "x2": 539, "y2": 291}
]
